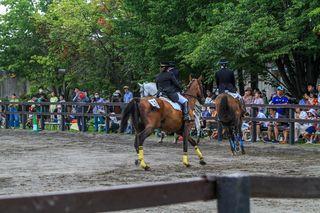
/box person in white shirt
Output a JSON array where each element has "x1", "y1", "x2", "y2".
[
  {"x1": 255, "y1": 110, "x2": 268, "y2": 141},
  {"x1": 294, "y1": 108, "x2": 309, "y2": 142}
]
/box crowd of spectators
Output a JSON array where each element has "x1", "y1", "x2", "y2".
[
  {"x1": 0, "y1": 86, "x2": 133, "y2": 133},
  {"x1": 1, "y1": 83, "x2": 320, "y2": 145}
]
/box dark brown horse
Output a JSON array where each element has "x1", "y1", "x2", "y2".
[
  {"x1": 120, "y1": 77, "x2": 206, "y2": 170},
  {"x1": 215, "y1": 93, "x2": 245, "y2": 155}
]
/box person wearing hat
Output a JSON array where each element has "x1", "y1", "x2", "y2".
[
  {"x1": 215, "y1": 58, "x2": 236, "y2": 94},
  {"x1": 123, "y1": 86, "x2": 133, "y2": 104},
  {"x1": 271, "y1": 86, "x2": 289, "y2": 116},
  {"x1": 155, "y1": 62, "x2": 190, "y2": 121},
  {"x1": 167, "y1": 61, "x2": 180, "y2": 81}
]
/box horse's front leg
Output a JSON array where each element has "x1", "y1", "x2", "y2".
[
  {"x1": 188, "y1": 137, "x2": 206, "y2": 165},
  {"x1": 182, "y1": 123, "x2": 191, "y2": 167}
]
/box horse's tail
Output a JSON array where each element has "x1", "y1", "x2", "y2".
[
  {"x1": 120, "y1": 98, "x2": 140, "y2": 133},
  {"x1": 219, "y1": 95, "x2": 233, "y2": 121}
]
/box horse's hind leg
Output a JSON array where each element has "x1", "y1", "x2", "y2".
[
  {"x1": 134, "y1": 135, "x2": 139, "y2": 166},
  {"x1": 228, "y1": 127, "x2": 236, "y2": 155},
  {"x1": 137, "y1": 126, "x2": 154, "y2": 170},
  {"x1": 188, "y1": 137, "x2": 206, "y2": 165}
]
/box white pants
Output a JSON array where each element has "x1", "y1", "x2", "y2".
[
  {"x1": 295, "y1": 123, "x2": 308, "y2": 141},
  {"x1": 177, "y1": 93, "x2": 188, "y2": 104}
]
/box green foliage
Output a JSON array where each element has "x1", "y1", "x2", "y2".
[{"x1": 0, "y1": 0, "x2": 320, "y2": 98}]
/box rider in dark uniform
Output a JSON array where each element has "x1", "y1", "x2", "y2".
[
  {"x1": 215, "y1": 58, "x2": 236, "y2": 93},
  {"x1": 168, "y1": 61, "x2": 180, "y2": 81},
  {"x1": 155, "y1": 62, "x2": 190, "y2": 121}
]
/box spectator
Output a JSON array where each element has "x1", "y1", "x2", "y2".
[
  {"x1": 111, "y1": 89, "x2": 122, "y2": 114},
  {"x1": 108, "y1": 112, "x2": 120, "y2": 133},
  {"x1": 73, "y1": 88, "x2": 90, "y2": 131},
  {"x1": 91, "y1": 92, "x2": 106, "y2": 132},
  {"x1": 57, "y1": 95, "x2": 66, "y2": 126},
  {"x1": 299, "y1": 93, "x2": 311, "y2": 105},
  {"x1": 243, "y1": 87, "x2": 254, "y2": 113},
  {"x1": 123, "y1": 86, "x2": 133, "y2": 103},
  {"x1": 294, "y1": 108, "x2": 309, "y2": 142},
  {"x1": 253, "y1": 90, "x2": 264, "y2": 112},
  {"x1": 123, "y1": 86, "x2": 133, "y2": 134},
  {"x1": 205, "y1": 90, "x2": 213, "y2": 104},
  {"x1": 271, "y1": 86, "x2": 289, "y2": 116},
  {"x1": 255, "y1": 110, "x2": 268, "y2": 141},
  {"x1": 304, "y1": 109, "x2": 318, "y2": 144},
  {"x1": 307, "y1": 84, "x2": 316, "y2": 96},
  {"x1": 309, "y1": 93, "x2": 318, "y2": 106},
  {"x1": 49, "y1": 91, "x2": 59, "y2": 121},
  {"x1": 8, "y1": 93, "x2": 20, "y2": 128},
  {"x1": 264, "y1": 108, "x2": 288, "y2": 143}
]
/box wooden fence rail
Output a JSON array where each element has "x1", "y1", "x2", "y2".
[
  {"x1": 1, "y1": 102, "x2": 320, "y2": 145},
  {"x1": 0, "y1": 174, "x2": 319, "y2": 213}
]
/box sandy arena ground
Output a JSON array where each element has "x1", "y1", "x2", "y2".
[{"x1": 0, "y1": 129, "x2": 319, "y2": 212}]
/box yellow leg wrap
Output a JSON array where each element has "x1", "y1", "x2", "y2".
[
  {"x1": 138, "y1": 146, "x2": 148, "y2": 169},
  {"x1": 182, "y1": 153, "x2": 190, "y2": 166},
  {"x1": 194, "y1": 146, "x2": 204, "y2": 160}
]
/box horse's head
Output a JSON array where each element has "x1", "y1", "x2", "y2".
[
  {"x1": 138, "y1": 83, "x2": 146, "y2": 97},
  {"x1": 185, "y1": 76, "x2": 205, "y2": 104}
]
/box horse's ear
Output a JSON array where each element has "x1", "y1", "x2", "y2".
[
  {"x1": 189, "y1": 75, "x2": 192, "y2": 81},
  {"x1": 198, "y1": 75, "x2": 203, "y2": 81}
]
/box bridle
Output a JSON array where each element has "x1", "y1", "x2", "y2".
[{"x1": 183, "y1": 79, "x2": 205, "y2": 103}]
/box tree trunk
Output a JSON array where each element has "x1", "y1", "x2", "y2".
[{"x1": 237, "y1": 69, "x2": 245, "y2": 96}]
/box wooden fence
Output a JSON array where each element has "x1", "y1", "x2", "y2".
[
  {"x1": 1, "y1": 102, "x2": 320, "y2": 145},
  {"x1": 0, "y1": 173, "x2": 319, "y2": 213}
]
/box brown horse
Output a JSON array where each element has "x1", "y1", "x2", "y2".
[
  {"x1": 215, "y1": 93, "x2": 245, "y2": 155},
  {"x1": 120, "y1": 77, "x2": 206, "y2": 170}
]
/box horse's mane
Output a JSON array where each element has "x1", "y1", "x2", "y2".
[{"x1": 183, "y1": 79, "x2": 196, "y2": 93}]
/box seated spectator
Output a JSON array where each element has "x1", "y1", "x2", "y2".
[
  {"x1": 201, "y1": 106, "x2": 211, "y2": 128},
  {"x1": 294, "y1": 108, "x2": 309, "y2": 142},
  {"x1": 205, "y1": 90, "x2": 213, "y2": 105},
  {"x1": 303, "y1": 109, "x2": 318, "y2": 144},
  {"x1": 264, "y1": 108, "x2": 289, "y2": 143},
  {"x1": 307, "y1": 84, "x2": 317, "y2": 96},
  {"x1": 254, "y1": 110, "x2": 268, "y2": 141},
  {"x1": 108, "y1": 112, "x2": 120, "y2": 133},
  {"x1": 299, "y1": 93, "x2": 311, "y2": 105},
  {"x1": 309, "y1": 93, "x2": 318, "y2": 106}
]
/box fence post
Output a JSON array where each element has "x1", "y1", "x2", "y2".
[
  {"x1": 81, "y1": 105, "x2": 86, "y2": 132},
  {"x1": 216, "y1": 173, "x2": 250, "y2": 213},
  {"x1": 5, "y1": 103, "x2": 9, "y2": 129},
  {"x1": 21, "y1": 104, "x2": 26, "y2": 129},
  {"x1": 250, "y1": 107, "x2": 257, "y2": 143},
  {"x1": 289, "y1": 108, "x2": 295, "y2": 145},
  {"x1": 60, "y1": 103, "x2": 66, "y2": 131}
]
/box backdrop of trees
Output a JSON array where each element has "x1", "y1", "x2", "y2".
[{"x1": 0, "y1": 0, "x2": 319, "y2": 98}]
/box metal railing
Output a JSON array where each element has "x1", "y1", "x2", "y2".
[{"x1": 0, "y1": 173, "x2": 319, "y2": 213}]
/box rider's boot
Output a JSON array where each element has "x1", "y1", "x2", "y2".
[{"x1": 182, "y1": 102, "x2": 191, "y2": 121}]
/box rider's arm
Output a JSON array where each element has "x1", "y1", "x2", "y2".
[{"x1": 170, "y1": 73, "x2": 182, "y2": 91}]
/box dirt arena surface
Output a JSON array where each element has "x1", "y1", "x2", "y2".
[{"x1": 0, "y1": 129, "x2": 319, "y2": 212}]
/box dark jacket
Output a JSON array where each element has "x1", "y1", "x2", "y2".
[
  {"x1": 215, "y1": 68, "x2": 236, "y2": 93},
  {"x1": 168, "y1": 67, "x2": 179, "y2": 81},
  {"x1": 155, "y1": 71, "x2": 182, "y2": 102}
]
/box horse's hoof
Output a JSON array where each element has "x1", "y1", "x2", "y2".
[
  {"x1": 144, "y1": 165, "x2": 151, "y2": 171},
  {"x1": 199, "y1": 160, "x2": 206, "y2": 165},
  {"x1": 183, "y1": 163, "x2": 191, "y2": 168},
  {"x1": 135, "y1": 159, "x2": 139, "y2": 166}
]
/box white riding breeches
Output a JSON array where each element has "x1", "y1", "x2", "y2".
[{"x1": 177, "y1": 93, "x2": 188, "y2": 104}]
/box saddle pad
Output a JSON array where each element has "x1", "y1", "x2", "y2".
[
  {"x1": 148, "y1": 98, "x2": 160, "y2": 109},
  {"x1": 159, "y1": 97, "x2": 181, "y2": 111}
]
